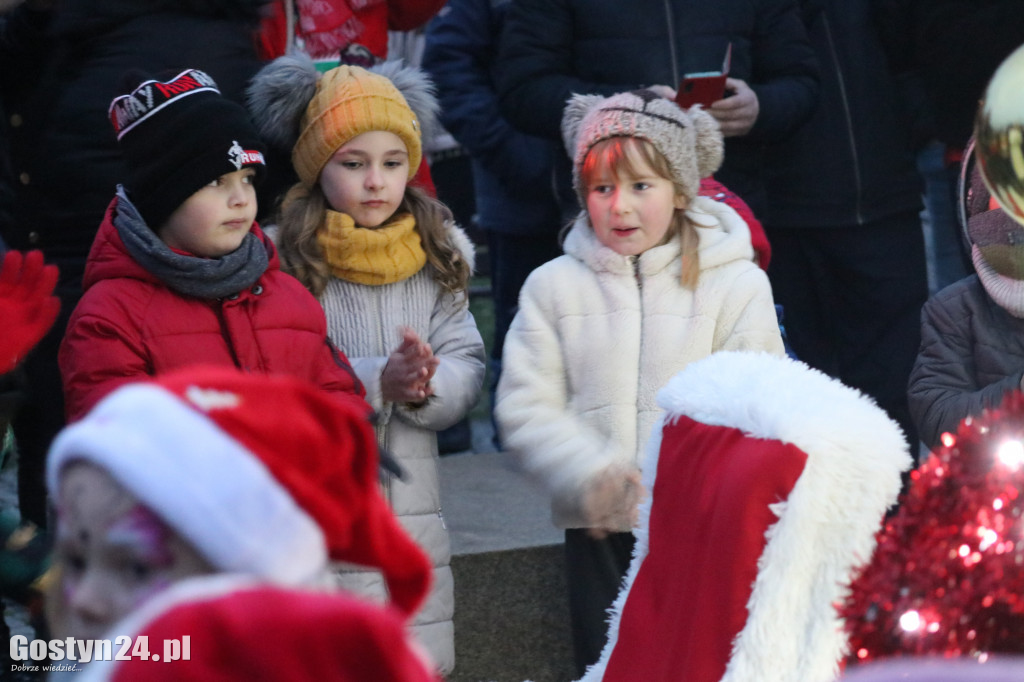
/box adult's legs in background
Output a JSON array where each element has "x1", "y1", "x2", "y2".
[
  {"x1": 487, "y1": 230, "x2": 562, "y2": 448},
  {"x1": 767, "y1": 214, "x2": 928, "y2": 458},
  {"x1": 918, "y1": 140, "x2": 970, "y2": 294},
  {"x1": 430, "y1": 147, "x2": 480, "y2": 454}
]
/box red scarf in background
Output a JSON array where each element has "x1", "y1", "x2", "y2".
[
  {"x1": 257, "y1": 0, "x2": 386, "y2": 61},
  {"x1": 297, "y1": 0, "x2": 384, "y2": 59}
]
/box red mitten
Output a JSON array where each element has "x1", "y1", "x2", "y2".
[{"x1": 0, "y1": 250, "x2": 60, "y2": 374}]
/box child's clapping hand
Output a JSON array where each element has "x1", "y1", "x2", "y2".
[{"x1": 382, "y1": 326, "x2": 440, "y2": 405}]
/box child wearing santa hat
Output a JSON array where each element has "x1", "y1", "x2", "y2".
[{"x1": 44, "y1": 365, "x2": 432, "y2": 651}]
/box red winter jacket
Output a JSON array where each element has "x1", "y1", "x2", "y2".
[{"x1": 60, "y1": 199, "x2": 365, "y2": 422}]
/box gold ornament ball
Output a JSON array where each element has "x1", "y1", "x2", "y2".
[{"x1": 975, "y1": 43, "x2": 1024, "y2": 227}]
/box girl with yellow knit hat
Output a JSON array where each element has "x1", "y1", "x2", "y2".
[{"x1": 247, "y1": 57, "x2": 485, "y2": 676}]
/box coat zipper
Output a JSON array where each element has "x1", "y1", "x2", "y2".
[
  {"x1": 663, "y1": 0, "x2": 680, "y2": 86},
  {"x1": 823, "y1": 14, "x2": 864, "y2": 225},
  {"x1": 373, "y1": 286, "x2": 393, "y2": 504},
  {"x1": 214, "y1": 300, "x2": 243, "y2": 369},
  {"x1": 631, "y1": 255, "x2": 644, "y2": 467}
]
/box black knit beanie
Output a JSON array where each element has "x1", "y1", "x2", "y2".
[{"x1": 109, "y1": 69, "x2": 267, "y2": 229}]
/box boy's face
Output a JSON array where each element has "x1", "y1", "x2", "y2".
[
  {"x1": 53, "y1": 462, "x2": 212, "y2": 641},
  {"x1": 319, "y1": 130, "x2": 409, "y2": 228},
  {"x1": 158, "y1": 168, "x2": 258, "y2": 258},
  {"x1": 585, "y1": 151, "x2": 686, "y2": 257}
]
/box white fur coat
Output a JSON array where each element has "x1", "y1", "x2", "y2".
[{"x1": 495, "y1": 197, "x2": 784, "y2": 528}]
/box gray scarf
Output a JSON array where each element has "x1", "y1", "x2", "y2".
[{"x1": 113, "y1": 186, "x2": 269, "y2": 299}]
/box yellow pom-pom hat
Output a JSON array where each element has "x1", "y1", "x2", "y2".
[{"x1": 292, "y1": 65, "x2": 422, "y2": 187}]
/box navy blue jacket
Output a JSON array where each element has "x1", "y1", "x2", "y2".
[
  {"x1": 494, "y1": 0, "x2": 820, "y2": 215},
  {"x1": 421, "y1": 0, "x2": 567, "y2": 235},
  {"x1": 761, "y1": 0, "x2": 922, "y2": 228}
]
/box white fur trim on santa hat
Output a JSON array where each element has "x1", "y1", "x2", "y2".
[
  {"x1": 583, "y1": 351, "x2": 912, "y2": 682},
  {"x1": 47, "y1": 383, "x2": 328, "y2": 585}
]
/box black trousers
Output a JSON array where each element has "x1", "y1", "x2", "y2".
[
  {"x1": 765, "y1": 212, "x2": 928, "y2": 456},
  {"x1": 486, "y1": 229, "x2": 562, "y2": 448},
  {"x1": 564, "y1": 528, "x2": 635, "y2": 677},
  {"x1": 486, "y1": 229, "x2": 563, "y2": 364}
]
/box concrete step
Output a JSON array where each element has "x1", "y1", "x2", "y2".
[{"x1": 440, "y1": 450, "x2": 576, "y2": 682}]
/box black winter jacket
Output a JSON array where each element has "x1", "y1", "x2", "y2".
[
  {"x1": 0, "y1": 0, "x2": 268, "y2": 267},
  {"x1": 908, "y1": 276, "x2": 1024, "y2": 450},
  {"x1": 494, "y1": 0, "x2": 820, "y2": 215},
  {"x1": 762, "y1": 0, "x2": 922, "y2": 228}
]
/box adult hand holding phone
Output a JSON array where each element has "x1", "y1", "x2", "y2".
[
  {"x1": 675, "y1": 72, "x2": 728, "y2": 109},
  {"x1": 708, "y1": 77, "x2": 759, "y2": 137}
]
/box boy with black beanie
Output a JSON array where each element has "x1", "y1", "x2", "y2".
[{"x1": 59, "y1": 69, "x2": 365, "y2": 420}]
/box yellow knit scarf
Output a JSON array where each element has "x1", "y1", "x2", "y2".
[{"x1": 317, "y1": 210, "x2": 427, "y2": 285}]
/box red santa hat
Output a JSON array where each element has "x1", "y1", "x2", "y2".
[
  {"x1": 46, "y1": 366, "x2": 431, "y2": 617},
  {"x1": 583, "y1": 351, "x2": 912, "y2": 682},
  {"x1": 76, "y1": 574, "x2": 440, "y2": 682}
]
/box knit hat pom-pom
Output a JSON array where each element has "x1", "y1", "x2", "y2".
[
  {"x1": 247, "y1": 55, "x2": 321, "y2": 153},
  {"x1": 370, "y1": 60, "x2": 441, "y2": 150},
  {"x1": 688, "y1": 106, "x2": 724, "y2": 179},
  {"x1": 561, "y1": 93, "x2": 605, "y2": 157}
]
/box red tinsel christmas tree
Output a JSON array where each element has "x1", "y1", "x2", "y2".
[{"x1": 841, "y1": 391, "x2": 1024, "y2": 665}]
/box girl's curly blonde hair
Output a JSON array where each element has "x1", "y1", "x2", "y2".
[{"x1": 275, "y1": 183, "x2": 471, "y2": 299}]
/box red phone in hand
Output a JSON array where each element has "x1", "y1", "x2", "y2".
[{"x1": 675, "y1": 43, "x2": 732, "y2": 109}]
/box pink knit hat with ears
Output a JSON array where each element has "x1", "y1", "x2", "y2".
[
  {"x1": 47, "y1": 366, "x2": 432, "y2": 618},
  {"x1": 560, "y1": 89, "x2": 724, "y2": 207}
]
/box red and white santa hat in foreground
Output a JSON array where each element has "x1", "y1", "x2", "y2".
[
  {"x1": 75, "y1": 574, "x2": 440, "y2": 681},
  {"x1": 583, "y1": 351, "x2": 912, "y2": 682},
  {"x1": 46, "y1": 366, "x2": 431, "y2": 617}
]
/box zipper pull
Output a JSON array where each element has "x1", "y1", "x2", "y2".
[
  {"x1": 630, "y1": 255, "x2": 643, "y2": 290},
  {"x1": 437, "y1": 507, "x2": 447, "y2": 530}
]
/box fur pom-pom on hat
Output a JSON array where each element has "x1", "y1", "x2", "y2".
[
  {"x1": 248, "y1": 56, "x2": 439, "y2": 187},
  {"x1": 561, "y1": 89, "x2": 724, "y2": 207},
  {"x1": 245, "y1": 54, "x2": 321, "y2": 154}
]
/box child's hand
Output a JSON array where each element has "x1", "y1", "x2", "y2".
[
  {"x1": 381, "y1": 326, "x2": 440, "y2": 405},
  {"x1": 0, "y1": 250, "x2": 59, "y2": 375},
  {"x1": 582, "y1": 464, "x2": 645, "y2": 539}
]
